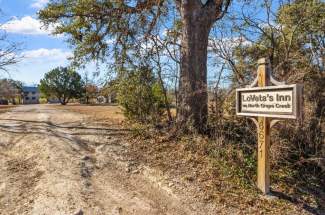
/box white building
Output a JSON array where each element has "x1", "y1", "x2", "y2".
[{"x1": 22, "y1": 86, "x2": 40, "y2": 104}]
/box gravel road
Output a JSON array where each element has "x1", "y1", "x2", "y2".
[{"x1": 0, "y1": 105, "x2": 216, "y2": 215}]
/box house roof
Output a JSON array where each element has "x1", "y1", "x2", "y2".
[{"x1": 22, "y1": 86, "x2": 39, "y2": 92}]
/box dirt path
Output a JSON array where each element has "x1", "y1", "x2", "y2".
[{"x1": 0, "y1": 105, "x2": 216, "y2": 215}]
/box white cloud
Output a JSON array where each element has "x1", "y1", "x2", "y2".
[
  {"x1": 0, "y1": 16, "x2": 55, "y2": 36},
  {"x1": 21, "y1": 48, "x2": 72, "y2": 61},
  {"x1": 4, "y1": 48, "x2": 73, "y2": 83},
  {"x1": 31, "y1": 0, "x2": 49, "y2": 9},
  {"x1": 208, "y1": 36, "x2": 252, "y2": 51}
]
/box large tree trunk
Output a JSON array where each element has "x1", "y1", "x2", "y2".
[{"x1": 177, "y1": 0, "x2": 219, "y2": 133}]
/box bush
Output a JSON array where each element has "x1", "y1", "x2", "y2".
[{"x1": 116, "y1": 67, "x2": 166, "y2": 124}]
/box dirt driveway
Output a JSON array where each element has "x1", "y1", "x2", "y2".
[{"x1": 0, "y1": 105, "x2": 216, "y2": 215}]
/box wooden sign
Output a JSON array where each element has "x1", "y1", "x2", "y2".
[
  {"x1": 236, "y1": 58, "x2": 303, "y2": 195},
  {"x1": 236, "y1": 85, "x2": 303, "y2": 119}
]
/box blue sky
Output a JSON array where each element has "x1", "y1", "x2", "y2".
[
  {"x1": 0, "y1": 0, "x2": 81, "y2": 85},
  {"x1": 0, "y1": 0, "x2": 281, "y2": 87}
]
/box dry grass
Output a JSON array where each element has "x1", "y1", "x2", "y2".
[
  {"x1": 127, "y1": 132, "x2": 322, "y2": 214},
  {"x1": 52, "y1": 103, "x2": 125, "y2": 125}
]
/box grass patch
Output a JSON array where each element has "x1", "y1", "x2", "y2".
[{"x1": 52, "y1": 103, "x2": 124, "y2": 125}]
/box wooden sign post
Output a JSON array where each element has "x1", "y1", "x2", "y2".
[
  {"x1": 257, "y1": 59, "x2": 271, "y2": 194},
  {"x1": 236, "y1": 58, "x2": 303, "y2": 195}
]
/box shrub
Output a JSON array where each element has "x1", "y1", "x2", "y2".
[{"x1": 116, "y1": 67, "x2": 165, "y2": 124}]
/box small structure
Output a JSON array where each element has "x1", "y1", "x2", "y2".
[{"x1": 22, "y1": 86, "x2": 40, "y2": 104}]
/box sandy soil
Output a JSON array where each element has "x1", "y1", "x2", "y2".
[
  {"x1": 0, "y1": 105, "x2": 15, "y2": 114},
  {"x1": 0, "y1": 105, "x2": 217, "y2": 215}
]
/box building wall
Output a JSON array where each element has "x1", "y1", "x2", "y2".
[{"x1": 22, "y1": 87, "x2": 40, "y2": 104}]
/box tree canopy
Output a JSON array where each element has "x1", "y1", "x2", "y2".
[
  {"x1": 39, "y1": 67, "x2": 84, "y2": 105},
  {"x1": 39, "y1": 0, "x2": 231, "y2": 133}
]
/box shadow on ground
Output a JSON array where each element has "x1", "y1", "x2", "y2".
[{"x1": 0, "y1": 118, "x2": 129, "y2": 154}]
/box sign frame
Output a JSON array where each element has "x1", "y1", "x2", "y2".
[
  {"x1": 235, "y1": 58, "x2": 303, "y2": 195},
  {"x1": 236, "y1": 84, "x2": 303, "y2": 119}
]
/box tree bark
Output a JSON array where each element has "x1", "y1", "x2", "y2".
[
  {"x1": 177, "y1": 0, "x2": 219, "y2": 133},
  {"x1": 58, "y1": 94, "x2": 67, "y2": 105}
]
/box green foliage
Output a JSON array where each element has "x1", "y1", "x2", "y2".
[
  {"x1": 116, "y1": 67, "x2": 165, "y2": 124},
  {"x1": 39, "y1": 67, "x2": 84, "y2": 105},
  {"x1": 38, "y1": 0, "x2": 168, "y2": 66}
]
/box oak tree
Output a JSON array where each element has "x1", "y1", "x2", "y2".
[
  {"x1": 39, "y1": 0, "x2": 231, "y2": 133},
  {"x1": 39, "y1": 67, "x2": 84, "y2": 105}
]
